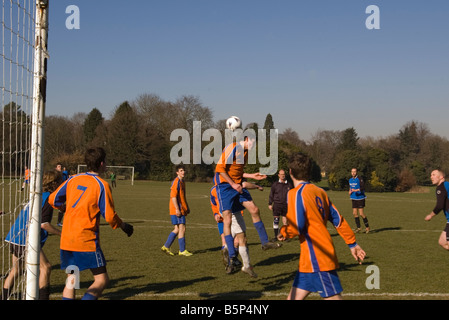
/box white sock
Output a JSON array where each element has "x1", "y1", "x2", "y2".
[{"x1": 238, "y1": 246, "x2": 250, "y2": 268}]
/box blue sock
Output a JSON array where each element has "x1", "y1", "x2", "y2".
[
  {"x1": 217, "y1": 222, "x2": 223, "y2": 235},
  {"x1": 81, "y1": 293, "x2": 97, "y2": 300},
  {"x1": 164, "y1": 232, "x2": 177, "y2": 248},
  {"x1": 62, "y1": 297, "x2": 74, "y2": 300},
  {"x1": 224, "y1": 235, "x2": 236, "y2": 258},
  {"x1": 178, "y1": 237, "x2": 186, "y2": 252},
  {"x1": 254, "y1": 221, "x2": 269, "y2": 245}
]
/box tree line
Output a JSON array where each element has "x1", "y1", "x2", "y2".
[{"x1": 2, "y1": 95, "x2": 449, "y2": 192}]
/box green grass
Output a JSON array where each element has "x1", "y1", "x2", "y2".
[{"x1": 27, "y1": 181, "x2": 449, "y2": 299}]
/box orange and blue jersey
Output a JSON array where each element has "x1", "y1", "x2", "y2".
[
  {"x1": 214, "y1": 142, "x2": 248, "y2": 185},
  {"x1": 280, "y1": 182, "x2": 357, "y2": 273},
  {"x1": 48, "y1": 172, "x2": 123, "y2": 252},
  {"x1": 170, "y1": 176, "x2": 188, "y2": 215},
  {"x1": 210, "y1": 186, "x2": 222, "y2": 220}
]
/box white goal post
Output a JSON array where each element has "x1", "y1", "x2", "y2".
[{"x1": 76, "y1": 165, "x2": 135, "y2": 186}]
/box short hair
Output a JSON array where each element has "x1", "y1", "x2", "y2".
[
  {"x1": 434, "y1": 169, "x2": 446, "y2": 178},
  {"x1": 42, "y1": 170, "x2": 63, "y2": 193},
  {"x1": 85, "y1": 147, "x2": 106, "y2": 172},
  {"x1": 175, "y1": 164, "x2": 185, "y2": 172},
  {"x1": 288, "y1": 152, "x2": 312, "y2": 181}
]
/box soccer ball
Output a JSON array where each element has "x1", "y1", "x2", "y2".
[{"x1": 226, "y1": 116, "x2": 242, "y2": 131}]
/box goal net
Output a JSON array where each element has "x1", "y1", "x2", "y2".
[
  {"x1": 77, "y1": 165, "x2": 135, "y2": 186},
  {"x1": 1, "y1": 0, "x2": 37, "y2": 300},
  {"x1": 1, "y1": 0, "x2": 48, "y2": 300}
]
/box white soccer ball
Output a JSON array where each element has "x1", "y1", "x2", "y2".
[{"x1": 226, "y1": 116, "x2": 242, "y2": 131}]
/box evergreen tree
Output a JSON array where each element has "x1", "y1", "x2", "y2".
[{"x1": 83, "y1": 108, "x2": 103, "y2": 145}]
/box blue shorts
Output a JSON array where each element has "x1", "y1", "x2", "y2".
[
  {"x1": 60, "y1": 249, "x2": 106, "y2": 272},
  {"x1": 215, "y1": 183, "x2": 251, "y2": 213},
  {"x1": 292, "y1": 270, "x2": 343, "y2": 298},
  {"x1": 170, "y1": 214, "x2": 186, "y2": 225}
]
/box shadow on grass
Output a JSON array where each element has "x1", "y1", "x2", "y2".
[
  {"x1": 103, "y1": 275, "x2": 216, "y2": 300},
  {"x1": 199, "y1": 290, "x2": 264, "y2": 300},
  {"x1": 330, "y1": 226, "x2": 402, "y2": 237},
  {"x1": 255, "y1": 253, "x2": 298, "y2": 266}
]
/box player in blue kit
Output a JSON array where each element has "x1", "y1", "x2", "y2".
[
  {"x1": 348, "y1": 168, "x2": 370, "y2": 233},
  {"x1": 3, "y1": 170, "x2": 63, "y2": 300}
]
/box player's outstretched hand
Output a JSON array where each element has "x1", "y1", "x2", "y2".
[
  {"x1": 252, "y1": 173, "x2": 267, "y2": 181},
  {"x1": 121, "y1": 222, "x2": 134, "y2": 237},
  {"x1": 350, "y1": 245, "x2": 366, "y2": 265}
]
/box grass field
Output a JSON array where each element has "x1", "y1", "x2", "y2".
[{"x1": 9, "y1": 180, "x2": 449, "y2": 300}]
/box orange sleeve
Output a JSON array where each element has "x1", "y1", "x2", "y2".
[{"x1": 102, "y1": 181, "x2": 123, "y2": 229}]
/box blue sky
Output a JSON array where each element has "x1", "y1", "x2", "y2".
[{"x1": 46, "y1": 0, "x2": 449, "y2": 141}]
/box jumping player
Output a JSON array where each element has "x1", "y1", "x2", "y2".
[
  {"x1": 161, "y1": 164, "x2": 192, "y2": 256},
  {"x1": 214, "y1": 135, "x2": 280, "y2": 273},
  {"x1": 278, "y1": 152, "x2": 366, "y2": 300},
  {"x1": 49, "y1": 147, "x2": 134, "y2": 300}
]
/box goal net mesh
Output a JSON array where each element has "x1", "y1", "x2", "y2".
[{"x1": 1, "y1": 0, "x2": 36, "y2": 300}]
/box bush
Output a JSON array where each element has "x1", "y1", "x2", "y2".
[{"x1": 396, "y1": 169, "x2": 417, "y2": 192}]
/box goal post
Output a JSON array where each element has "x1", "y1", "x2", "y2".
[
  {"x1": 77, "y1": 165, "x2": 135, "y2": 186},
  {"x1": 26, "y1": 0, "x2": 49, "y2": 301}
]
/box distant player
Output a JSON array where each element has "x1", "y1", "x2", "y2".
[
  {"x1": 214, "y1": 135, "x2": 281, "y2": 273},
  {"x1": 349, "y1": 168, "x2": 370, "y2": 233},
  {"x1": 20, "y1": 165, "x2": 29, "y2": 192},
  {"x1": 110, "y1": 171, "x2": 116, "y2": 188},
  {"x1": 62, "y1": 167, "x2": 69, "y2": 181},
  {"x1": 49, "y1": 147, "x2": 134, "y2": 300},
  {"x1": 278, "y1": 152, "x2": 366, "y2": 300},
  {"x1": 3, "y1": 170, "x2": 63, "y2": 300},
  {"x1": 161, "y1": 164, "x2": 192, "y2": 256},
  {"x1": 424, "y1": 170, "x2": 449, "y2": 250}
]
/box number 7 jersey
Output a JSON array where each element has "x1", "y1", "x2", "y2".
[{"x1": 48, "y1": 172, "x2": 123, "y2": 252}]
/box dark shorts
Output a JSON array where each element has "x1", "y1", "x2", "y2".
[
  {"x1": 272, "y1": 204, "x2": 288, "y2": 217},
  {"x1": 444, "y1": 223, "x2": 449, "y2": 241},
  {"x1": 9, "y1": 240, "x2": 46, "y2": 258},
  {"x1": 352, "y1": 199, "x2": 365, "y2": 209},
  {"x1": 9, "y1": 244, "x2": 25, "y2": 258}
]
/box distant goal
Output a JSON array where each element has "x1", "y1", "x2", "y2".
[{"x1": 77, "y1": 165, "x2": 135, "y2": 186}]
